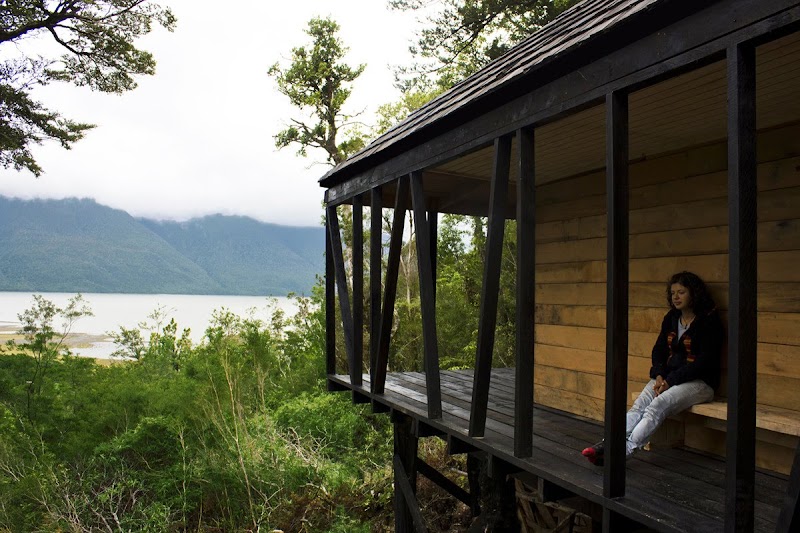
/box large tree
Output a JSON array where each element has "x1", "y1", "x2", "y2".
[
  {"x1": 268, "y1": 17, "x2": 366, "y2": 167},
  {"x1": 0, "y1": 1, "x2": 176, "y2": 176},
  {"x1": 389, "y1": 0, "x2": 580, "y2": 89}
]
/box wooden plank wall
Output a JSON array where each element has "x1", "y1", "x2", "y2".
[{"x1": 532, "y1": 121, "x2": 800, "y2": 473}]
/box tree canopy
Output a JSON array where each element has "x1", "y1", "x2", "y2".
[
  {"x1": 389, "y1": 0, "x2": 580, "y2": 89},
  {"x1": 268, "y1": 17, "x2": 366, "y2": 166},
  {"x1": 0, "y1": 0, "x2": 176, "y2": 176}
]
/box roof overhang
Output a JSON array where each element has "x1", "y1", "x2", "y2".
[{"x1": 321, "y1": 0, "x2": 800, "y2": 208}]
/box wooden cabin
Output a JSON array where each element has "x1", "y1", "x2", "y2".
[{"x1": 320, "y1": 0, "x2": 800, "y2": 531}]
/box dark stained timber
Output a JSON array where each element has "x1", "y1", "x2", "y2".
[
  {"x1": 515, "y1": 126, "x2": 536, "y2": 459},
  {"x1": 327, "y1": 206, "x2": 355, "y2": 377},
  {"x1": 777, "y1": 441, "x2": 800, "y2": 532},
  {"x1": 374, "y1": 177, "x2": 410, "y2": 394},
  {"x1": 325, "y1": 214, "x2": 336, "y2": 381},
  {"x1": 394, "y1": 455, "x2": 427, "y2": 533},
  {"x1": 469, "y1": 134, "x2": 512, "y2": 438},
  {"x1": 411, "y1": 171, "x2": 443, "y2": 419},
  {"x1": 394, "y1": 412, "x2": 422, "y2": 533},
  {"x1": 604, "y1": 90, "x2": 629, "y2": 500},
  {"x1": 725, "y1": 42, "x2": 757, "y2": 533},
  {"x1": 429, "y1": 209, "x2": 438, "y2": 304},
  {"x1": 416, "y1": 457, "x2": 472, "y2": 507},
  {"x1": 352, "y1": 196, "x2": 364, "y2": 387},
  {"x1": 370, "y1": 187, "x2": 382, "y2": 380}
]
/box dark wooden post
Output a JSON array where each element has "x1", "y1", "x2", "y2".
[
  {"x1": 470, "y1": 134, "x2": 512, "y2": 437},
  {"x1": 352, "y1": 196, "x2": 364, "y2": 386},
  {"x1": 777, "y1": 441, "x2": 800, "y2": 532},
  {"x1": 410, "y1": 171, "x2": 443, "y2": 419},
  {"x1": 515, "y1": 126, "x2": 536, "y2": 458},
  {"x1": 393, "y1": 411, "x2": 421, "y2": 533},
  {"x1": 325, "y1": 211, "x2": 336, "y2": 386},
  {"x1": 327, "y1": 206, "x2": 356, "y2": 380},
  {"x1": 374, "y1": 177, "x2": 410, "y2": 394},
  {"x1": 725, "y1": 42, "x2": 757, "y2": 533},
  {"x1": 603, "y1": 90, "x2": 629, "y2": 500},
  {"x1": 479, "y1": 456, "x2": 521, "y2": 532},
  {"x1": 370, "y1": 187, "x2": 383, "y2": 381},
  {"x1": 429, "y1": 209, "x2": 438, "y2": 303}
]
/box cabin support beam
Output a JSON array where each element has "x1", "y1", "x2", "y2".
[
  {"x1": 325, "y1": 211, "x2": 336, "y2": 386},
  {"x1": 352, "y1": 196, "x2": 364, "y2": 387},
  {"x1": 428, "y1": 209, "x2": 438, "y2": 304},
  {"x1": 416, "y1": 457, "x2": 472, "y2": 508},
  {"x1": 515, "y1": 126, "x2": 536, "y2": 458},
  {"x1": 374, "y1": 176, "x2": 410, "y2": 394},
  {"x1": 326, "y1": 206, "x2": 355, "y2": 380},
  {"x1": 393, "y1": 412, "x2": 423, "y2": 533},
  {"x1": 480, "y1": 455, "x2": 521, "y2": 531},
  {"x1": 777, "y1": 440, "x2": 800, "y2": 532},
  {"x1": 603, "y1": 90, "x2": 629, "y2": 499},
  {"x1": 411, "y1": 171, "x2": 443, "y2": 419},
  {"x1": 370, "y1": 186, "x2": 383, "y2": 380},
  {"x1": 470, "y1": 134, "x2": 512, "y2": 437},
  {"x1": 725, "y1": 42, "x2": 758, "y2": 533}
]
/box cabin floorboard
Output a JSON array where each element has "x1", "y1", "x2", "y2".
[{"x1": 328, "y1": 368, "x2": 789, "y2": 533}]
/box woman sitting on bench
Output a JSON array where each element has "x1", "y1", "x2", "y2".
[{"x1": 582, "y1": 271, "x2": 724, "y2": 466}]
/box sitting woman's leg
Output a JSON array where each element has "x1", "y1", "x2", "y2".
[
  {"x1": 627, "y1": 379, "x2": 658, "y2": 436},
  {"x1": 626, "y1": 379, "x2": 714, "y2": 456},
  {"x1": 583, "y1": 380, "x2": 658, "y2": 465}
]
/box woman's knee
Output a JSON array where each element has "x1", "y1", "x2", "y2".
[{"x1": 643, "y1": 395, "x2": 672, "y2": 421}]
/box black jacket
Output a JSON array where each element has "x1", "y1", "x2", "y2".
[{"x1": 649, "y1": 308, "x2": 724, "y2": 389}]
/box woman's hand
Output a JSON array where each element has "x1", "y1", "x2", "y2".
[
  {"x1": 654, "y1": 377, "x2": 670, "y2": 396},
  {"x1": 653, "y1": 375, "x2": 664, "y2": 394}
]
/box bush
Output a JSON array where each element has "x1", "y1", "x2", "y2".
[{"x1": 274, "y1": 392, "x2": 390, "y2": 461}]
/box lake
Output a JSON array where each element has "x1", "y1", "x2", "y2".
[{"x1": 0, "y1": 292, "x2": 299, "y2": 359}]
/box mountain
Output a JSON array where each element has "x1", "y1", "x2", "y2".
[
  {"x1": 0, "y1": 197, "x2": 324, "y2": 295},
  {"x1": 140, "y1": 216, "x2": 323, "y2": 295}
]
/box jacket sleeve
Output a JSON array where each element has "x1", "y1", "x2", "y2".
[
  {"x1": 650, "y1": 314, "x2": 670, "y2": 380},
  {"x1": 665, "y1": 313, "x2": 723, "y2": 387}
]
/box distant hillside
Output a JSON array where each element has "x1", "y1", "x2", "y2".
[
  {"x1": 140, "y1": 216, "x2": 323, "y2": 295},
  {"x1": 0, "y1": 197, "x2": 324, "y2": 295}
]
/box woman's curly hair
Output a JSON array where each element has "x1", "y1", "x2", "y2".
[{"x1": 666, "y1": 271, "x2": 716, "y2": 315}]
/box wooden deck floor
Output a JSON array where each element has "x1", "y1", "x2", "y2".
[{"x1": 328, "y1": 368, "x2": 789, "y2": 533}]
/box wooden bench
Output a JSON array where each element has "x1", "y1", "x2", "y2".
[
  {"x1": 686, "y1": 401, "x2": 800, "y2": 437},
  {"x1": 630, "y1": 394, "x2": 800, "y2": 437},
  {"x1": 632, "y1": 395, "x2": 800, "y2": 473}
]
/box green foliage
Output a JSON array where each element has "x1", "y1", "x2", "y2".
[
  {"x1": 0, "y1": 80, "x2": 93, "y2": 176},
  {"x1": 274, "y1": 393, "x2": 391, "y2": 462},
  {"x1": 389, "y1": 0, "x2": 581, "y2": 89},
  {"x1": 12, "y1": 294, "x2": 93, "y2": 424},
  {"x1": 0, "y1": 293, "x2": 389, "y2": 531},
  {"x1": 268, "y1": 17, "x2": 367, "y2": 166},
  {"x1": 0, "y1": 0, "x2": 176, "y2": 175}
]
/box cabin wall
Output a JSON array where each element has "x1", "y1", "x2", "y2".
[{"x1": 533, "y1": 121, "x2": 800, "y2": 473}]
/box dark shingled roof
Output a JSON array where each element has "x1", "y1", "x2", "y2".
[{"x1": 320, "y1": 0, "x2": 705, "y2": 188}]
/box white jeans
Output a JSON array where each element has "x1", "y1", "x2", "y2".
[{"x1": 625, "y1": 378, "x2": 714, "y2": 456}]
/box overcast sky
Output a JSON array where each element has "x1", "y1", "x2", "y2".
[{"x1": 0, "y1": 1, "x2": 424, "y2": 227}]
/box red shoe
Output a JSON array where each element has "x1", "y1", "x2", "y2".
[{"x1": 581, "y1": 441, "x2": 605, "y2": 466}]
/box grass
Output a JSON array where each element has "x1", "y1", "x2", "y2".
[{"x1": 0, "y1": 333, "x2": 24, "y2": 354}]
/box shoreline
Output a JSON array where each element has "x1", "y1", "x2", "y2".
[{"x1": 1, "y1": 328, "x2": 115, "y2": 359}]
